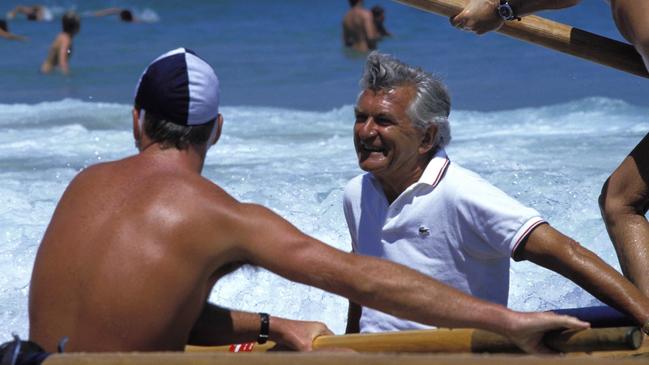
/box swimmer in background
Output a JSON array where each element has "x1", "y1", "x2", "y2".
[
  {"x1": 6, "y1": 5, "x2": 52, "y2": 21},
  {"x1": 41, "y1": 11, "x2": 80, "y2": 75},
  {"x1": 371, "y1": 5, "x2": 391, "y2": 39},
  {"x1": 342, "y1": 0, "x2": 378, "y2": 52},
  {"x1": 0, "y1": 19, "x2": 27, "y2": 40},
  {"x1": 93, "y1": 8, "x2": 136, "y2": 23}
]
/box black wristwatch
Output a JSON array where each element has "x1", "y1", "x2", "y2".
[
  {"x1": 257, "y1": 312, "x2": 270, "y2": 344},
  {"x1": 496, "y1": 0, "x2": 521, "y2": 21}
]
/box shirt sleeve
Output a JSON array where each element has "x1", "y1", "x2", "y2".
[{"x1": 454, "y1": 173, "x2": 545, "y2": 258}]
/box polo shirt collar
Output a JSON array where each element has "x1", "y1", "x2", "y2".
[{"x1": 418, "y1": 148, "x2": 450, "y2": 188}]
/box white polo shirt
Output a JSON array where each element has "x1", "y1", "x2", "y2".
[{"x1": 343, "y1": 148, "x2": 545, "y2": 333}]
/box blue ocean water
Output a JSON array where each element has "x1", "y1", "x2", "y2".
[
  {"x1": 0, "y1": 0, "x2": 648, "y2": 342},
  {"x1": 1, "y1": 0, "x2": 647, "y2": 110}
]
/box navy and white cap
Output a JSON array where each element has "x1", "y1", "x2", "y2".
[{"x1": 134, "y1": 48, "x2": 220, "y2": 126}]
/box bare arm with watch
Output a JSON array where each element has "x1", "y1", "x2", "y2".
[
  {"x1": 450, "y1": 0, "x2": 581, "y2": 34},
  {"x1": 187, "y1": 303, "x2": 332, "y2": 351}
]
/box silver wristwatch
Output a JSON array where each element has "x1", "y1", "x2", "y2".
[{"x1": 496, "y1": 0, "x2": 520, "y2": 21}]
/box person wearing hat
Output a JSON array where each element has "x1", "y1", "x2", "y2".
[{"x1": 26, "y1": 48, "x2": 588, "y2": 354}]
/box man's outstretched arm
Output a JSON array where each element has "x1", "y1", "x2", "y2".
[
  {"x1": 188, "y1": 303, "x2": 332, "y2": 350},
  {"x1": 450, "y1": 0, "x2": 581, "y2": 34},
  {"x1": 232, "y1": 203, "x2": 589, "y2": 353},
  {"x1": 515, "y1": 223, "x2": 649, "y2": 327}
]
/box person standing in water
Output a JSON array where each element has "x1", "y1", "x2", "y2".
[
  {"x1": 40, "y1": 11, "x2": 80, "y2": 75},
  {"x1": 371, "y1": 5, "x2": 391, "y2": 39},
  {"x1": 342, "y1": 0, "x2": 378, "y2": 52}
]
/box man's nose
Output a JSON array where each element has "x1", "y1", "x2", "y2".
[{"x1": 358, "y1": 118, "x2": 377, "y2": 139}]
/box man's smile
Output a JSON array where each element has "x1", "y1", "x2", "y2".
[{"x1": 359, "y1": 141, "x2": 386, "y2": 155}]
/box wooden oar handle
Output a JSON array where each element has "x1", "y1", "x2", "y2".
[
  {"x1": 393, "y1": 0, "x2": 649, "y2": 78},
  {"x1": 187, "y1": 327, "x2": 642, "y2": 353},
  {"x1": 311, "y1": 327, "x2": 642, "y2": 353},
  {"x1": 544, "y1": 327, "x2": 642, "y2": 353}
]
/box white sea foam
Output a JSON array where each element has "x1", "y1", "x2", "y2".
[
  {"x1": 0, "y1": 98, "x2": 647, "y2": 340},
  {"x1": 137, "y1": 8, "x2": 160, "y2": 23}
]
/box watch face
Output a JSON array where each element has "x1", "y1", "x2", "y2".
[{"x1": 498, "y1": 4, "x2": 513, "y2": 20}]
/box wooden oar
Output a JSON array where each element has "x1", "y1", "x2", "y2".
[
  {"x1": 187, "y1": 326, "x2": 642, "y2": 353},
  {"x1": 392, "y1": 0, "x2": 649, "y2": 78}
]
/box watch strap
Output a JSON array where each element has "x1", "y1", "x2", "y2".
[{"x1": 257, "y1": 312, "x2": 270, "y2": 344}]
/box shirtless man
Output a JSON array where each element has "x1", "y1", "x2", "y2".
[
  {"x1": 450, "y1": 0, "x2": 649, "y2": 297},
  {"x1": 27, "y1": 48, "x2": 587, "y2": 355},
  {"x1": 40, "y1": 11, "x2": 79, "y2": 75},
  {"x1": 342, "y1": 0, "x2": 378, "y2": 52}
]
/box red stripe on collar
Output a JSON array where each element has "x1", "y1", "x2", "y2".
[
  {"x1": 430, "y1": 158, "x2": 450, "y2": 188},
  {"x1": 420, "y1": 149, "x2": 451, "y2": 188}
]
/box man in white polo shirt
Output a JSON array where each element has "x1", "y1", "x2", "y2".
[{"x1": 344, "y1": 52, "x2": 649, "y2": 335}]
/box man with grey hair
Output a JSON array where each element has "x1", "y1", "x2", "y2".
[{"x1": 344, "y1": 52, "x2": 649, "y2": 334}]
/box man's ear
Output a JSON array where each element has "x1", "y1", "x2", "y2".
[
  {"x1": 210, "y1": 114, "x2": 224, "y2": 146},
  {"x1": 418, "y1": 124, "x2": 437, "y2": 155},
  {"x1": 132, "y1": 108, "x2": 141, "y2": 142}
]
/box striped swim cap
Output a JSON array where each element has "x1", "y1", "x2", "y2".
[{"x1": 134, "y1": 48, "x2": 220, "y2": 126}]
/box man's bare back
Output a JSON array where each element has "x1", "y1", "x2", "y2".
[
  {"x1": 342, "y1": 1, "x2": 377, "y2": 52},
  {"x1": 30, "y1": 149, "x2": 242, "y2": 351}
]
